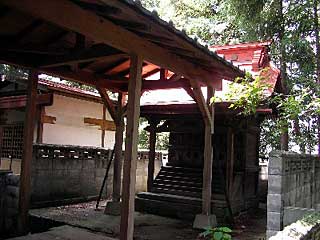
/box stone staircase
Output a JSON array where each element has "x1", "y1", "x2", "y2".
[{"x1": 135, "y1": 166, "x2": 227, "y2": 220}]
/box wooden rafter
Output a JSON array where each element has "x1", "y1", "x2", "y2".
[
  {"x1": 15, "y1": 19, "x2": 44, "y2": 43},
  {"x1": 168, "y1": 73, "x2": 182, "y2": 82},
  {"x1": 41, "y1": 50, "x2": 126, "y2": 68},
  {"x1": 1, "y1": 0, "x2": 221, "y2": 85},
  {"x1": 142, "y1": 67, "x2": 159, "y2": 78}
]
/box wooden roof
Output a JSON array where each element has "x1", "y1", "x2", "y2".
[{"x1": 0, "y1": 0, "x2": 243, "y2": 93}]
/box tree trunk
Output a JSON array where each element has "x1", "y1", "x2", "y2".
[
  {"x1": 313, "y1": 0, "x2": 320, "y2": 156},
  {"x1": 278, "y1": 0, "x2": 289, "y2": 151}
]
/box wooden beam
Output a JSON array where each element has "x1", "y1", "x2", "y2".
[
  {"x1": 96, "y1": 86, "x2": 117, "y2": 122},
  {"x1": 142, "y1": 68, "x2": 160, "y2": 78},
  {"x1": 41, "y1": 49, "x2": 125, "y2": 68},
  {"x1": 189, "y1": 79, "x2": 212, "y2": 124},
  {"x1": 0, "y1": 93, "x2": 53, "y2": 109},
  {"x1": 183, "y1": 86, "x2": 196, "y2": 101},
  {"x1": 168, "y1": 74, "x2": 182, "y2": 82},
  {"x1": 2, "y1": 0, "x2": 223, "y2": 85},
  {"x1": 226, "y1": 127, "x2": 235, "y2": 196},
  {"x1": 15, "y1": 19, "x2": 44, "y2": 44},
  {"x1": 84, "y1": 117, "x2": 116, "y2": 131},
  {"x1": 142, "y1": 79, "x2": 190, "y2": 91},
  {"x1": 147, "y1": 119, "x2": 159, "y2": 192},
  {"x1": 120, "y1": 54, "x2": 143, "y2": 240},
  {"x1": 18, "y1": 70, "x2": 38, "y2": 234}
]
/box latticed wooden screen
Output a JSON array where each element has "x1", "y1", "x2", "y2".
[{"x1": 0, "y1": 124, "x2": 24, "y2": 159}]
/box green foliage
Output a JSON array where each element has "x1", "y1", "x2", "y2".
[
  {"x1": 225, "y1": 70, "x2": 271, "y2": 116},
  {"x1": 138, "y1": 118, "x2": 169, "y2": 150},
  {"x1": 202, "y1": 226, "x2": 232, "y2": 240}
]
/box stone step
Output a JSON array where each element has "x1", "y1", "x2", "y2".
[
  {"x1": 153, "y1": 179, "x2": 203, "y2": 188},
  {"x1": 152, "y1": 187, "x2": 201, "y2": 198},
  {"x1": 152, "y1": 182, "x2": 202, "y2": 192}
]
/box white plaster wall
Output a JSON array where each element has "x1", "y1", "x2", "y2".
[{"x1": 42, "y1": 94, "x2": 115, "y2": 148}]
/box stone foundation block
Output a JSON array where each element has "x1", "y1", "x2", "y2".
[
  {"x1": 104, "y1": 201, "x2": 121, "y2": 216},
  {"x1": 193, "y1": 214, "x2": 217, "y2": 229}
]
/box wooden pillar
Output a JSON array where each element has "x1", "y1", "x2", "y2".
[
  {"x1": 226, "y1": 127, "x2": 235, "y2": 196},
  {"x1": 120, "y1": 54, "x2": 143, "y2": 240},
  {"x1": 147, "y1": 119, "x2": 158, "y2": 192},
  {"x1": 202, "y1": 122, "x2": 213, "y2": 215},
  {"x1": 201, "y1": 86, "x2": 215, "y2": 215},
  {"x1": 36, "y1": 107, "x2": 44, "y2": 143},
  {"x1": 18, "y1": 70, "x2": 38, "y2": 234},
  {"x1": 112, "y1": 93, "x2": 126, "y2": 202},
  {"x1": 101, "y1": 106, "x2": 106, "y2": 148}
]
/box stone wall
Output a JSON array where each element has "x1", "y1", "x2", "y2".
[
  {"x1": 31, "y1": 144, "x2": 162, "y2": 207},
  {"x1": 0, "y1": 171, "x2": 20, "y2": 236},
  {"x1": 267, "y1": 151, "x2": 320, "y2": 239},
  {"x1": 269, "y1": 213, "x2": 320, "y2": 240}
]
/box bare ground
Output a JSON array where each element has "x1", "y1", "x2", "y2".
[{"x1": 30, "y1": 200, "x2": 266, "y2": 240}]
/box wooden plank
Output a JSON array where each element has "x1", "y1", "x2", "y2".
[
  {"x1": 18, "y1": 69, "x2": 38, "y2": 234},
  {"x1": 112, "y1": 93, "x2": 126, "y2": 202},
  {"x1": 83, "y1": 117, "x2": 116, "y2": 131},
  {"x1": 120, "y1": 54, "x2": 143, "y2": 240},
  {"x1": 41, "y1": 115, "x2": 56, "y2": 124},
  {"x1": 1, "y1": 0, "x2": 223, "y2": 85},
  {"x1": 147, "y1": 119, "x2": 158, "y2": 192}
]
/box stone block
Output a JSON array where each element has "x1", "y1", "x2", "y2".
[
  {"x1": 193, "y1": 214, "x2": 217, "y2": 229},
  {"x1": 6, "y1": 174, "x2": 20, "y2": 186},
  {"x1": 6, "y1": 186, "x2": 19, "y2": 198},
  {"x1": 267, "y1": 212, "x2": 282, "y2": 231},
  {"x1": 269, "y1": 151, "x2": 285, "y2": 175},
  {"x1": 268, "y1": 175, "x2": 283, "y2": 194},
  {"x1": 105, "y1": 201, "x2": 122, "y2": 216},
  {"x1": 6, "y1": 206, "x2": 19, "y2": 217},
  {"x1": 266, "y1": 230, "x2": 279, "y2": 240},
  {"x1": 267, "y1": 194, "x2": 283, "y2": 212},
  {"x1": 5, "y1": 195, "x2": 19, "y2": 208}
]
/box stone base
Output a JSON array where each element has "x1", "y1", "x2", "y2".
[
  {"x1": 193, "y1": 214, "x2": 217, "y2": 229},
  {"x1": 104, "y1": 201, "x2": 121, "y2": 216}
]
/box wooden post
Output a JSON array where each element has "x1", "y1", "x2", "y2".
[
  {"x1": 201, "y1": 86, "x2": 215, "y2": 215},
  {"x1": 120, "y1": 54, "x2": 143, "y2": 240},
  {"x1": 112, "y1": 93, "x2": 126, "y2": 202},
  {"x1": 202, "y1": 122, "x2": 213, "y2": 215},
  {"x1": 226, "y1": 127, "x2": 235, "y2": 196},
  {"x1": 18, "y1": 70, "x2": 38, "y2": 234},
  {"x1": 36, "y1": 107, "x2": 44, "y2": 143},
  {"x1": 101, "y1": 106, "x2": 106, "y2": 148},
  {"x1": 147, "y1": 119, "x2": 158, "y2": 192}
]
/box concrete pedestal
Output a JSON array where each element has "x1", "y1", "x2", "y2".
[
  {"x1": 193, "y1": 214, "x2": 217, "y2": 229},
  {"x1": 104, "y1": 201, "x2": 121, "y2": 216}
]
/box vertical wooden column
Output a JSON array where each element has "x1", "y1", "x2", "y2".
[
  {"x1": 202, "y1": 86, "x2": 215, "y2": 215},
  {"x1": 202, "y1": 122, "x2": 213, "y2": 215},
  {"x1": 226, "y1": 127, "x2": 235, "y2": 196},
  {"x1": 101, "y1": 106, "x2": 106, "y2": 148},
  {"x1": 18, "y1": 70, "x2": 38, "y2": 234},
  {"x1": 112, "y1": 93, "x2": 126, "y2": 202},
  {"x1": 147, "y1": 119, "x2": 158, "y2": 192},
  {"x1": 120, "y1": 54, "x2": 143, "y2": 240}
]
